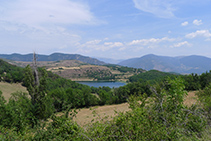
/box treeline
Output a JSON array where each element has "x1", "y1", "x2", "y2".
[
  {"x1": 129, "y1": 69, "x2": 211, "y2": 91},
  {"x1": 105, "y1": 64, "x2": 144, "y2": 73},
  {"x1": 181, "y1": 71, "x2": 211, "y2": 91},
  {"x1": 129, "y1": 70, "x2": 178, "y2": 83}
]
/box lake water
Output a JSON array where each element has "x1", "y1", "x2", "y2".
[{"x1": 78, "y1": 81, "x2": 126, "y2": 88}]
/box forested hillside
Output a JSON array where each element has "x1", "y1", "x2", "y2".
[
  {"x1": 129, "y1": 70, "x2": 178, "y2": 83},
  {"x1": 1, "y1": 58, "x2": 211, "y2": 140},
  {"x1": 0, "y1": 59, "x2": 24, "y2": 83}
]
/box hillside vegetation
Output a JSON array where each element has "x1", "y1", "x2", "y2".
[
  {"x1": 1, "y1": 58, "x2": 211, "y2": 140},
  {"x1": 8, "y1": 59, "x2": 145, "y2": 82},
  {"x1": 129, "y1": 69, "x2": 178, "y2": 83}
]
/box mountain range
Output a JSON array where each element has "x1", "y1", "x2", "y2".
[
  {"x1": 118, "y1": 54, "x2": 211, "y2": 74},
  {"x1": 1, "y1": 53, "x2": 211, "y2": 74},
  {"x1": 0, "y1": 53, "x2": 106, "y2": 65}
]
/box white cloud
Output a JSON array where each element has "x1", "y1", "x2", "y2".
[
  {"x1": 104, "y1": 42, "x2": 113, "y2": 46},
  {"x1": 104, "y1": 42, "x2": 124, "y2": 47},
  {"x1": 133, "y1": 0, "x2": 175, "y2": 18},
  {"x1": 86, "y1": 40, "x2": 102, "y2": 45},
  {"x1": 171, "y1": 41, "x2": 191, "y2": 48},
  {"x1": 186, "y1": 30, "x2": 211, "y2": 39},
  {"x1": 181, "y1": 21, "x2": 188, "y2": 26},
  {"x1": 78, "y1": 40, "x2": 124, "y2": 52},
  {"x1": 0, "y1": 0, "x2": 102, "y2": 54},
  {"x1": 193, "y1": 19, "x2": 203, "y2": 26},
  {"x1": 1, "y1": 0, "x2": 97, "y2": 28},
  {"x1": 129, "y1": 37, "x2": 175, "y2": 45}
]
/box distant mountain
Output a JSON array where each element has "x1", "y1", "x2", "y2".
[
  {"x1": 96, "y1": 57, "x2": 124, "y2": 64},
  {"x1": 118, "y1": 54, "x2": 211, "y2": 74},
  {"x1": 0, "y1": 53, "x2": 106, "y2": 65}
]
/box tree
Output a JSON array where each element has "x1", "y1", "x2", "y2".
[{"x1": 23, "y1": 53, "x2": 51, "y2": 121}]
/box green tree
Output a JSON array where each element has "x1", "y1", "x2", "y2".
[
  {"x1": 197, "y1": 83, "x2": 211, "y2": 123},
  {"x1": 23, "y1": 53, "x2": 52, "y2": 121},
  {"x1": 0, "y1": 90, "x2": 7, "y2": 126}
]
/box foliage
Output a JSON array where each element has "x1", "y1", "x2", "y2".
[
  {"x1": 182, "y1": 73, "x2": 201, "y2": 91},
  {"x1": 85, "y1": 78, "x2": 207, "y2": 140},
  {"x1": 0, "y1": 91, "x2": 34, "y2": 134},
  {"x1": 105, "y1": 64, "x2": 144, "y2": 73},
  {"x1": 1, "y1": 56, "x2": 211, "y2": 140},
  {"x1": 199, "y1": 70, "x2": 211, "y2": 89},
  {"x1": 0, "y1": 59, "x2": 24, "y2": 83},
  {"x1": 33, "y1": 114, "x2": 84, "y2": 140},
  {"x1": 197, "y1": 83, "x2": 211, "y2": 124},
  {"x1": 86, "y1": 69, "x2": 115, "y2": 81},
  {"x1": 0, "y1": 76, "x2": 210, "y2": 140},
  {"x1": 113, "y1": 79, "x2": 152, "y2": 104},
  {"x1": 181, "y1": 71, "x2": 211, "y2": 91},
  {"x1": 23, "y1": 65, "x2": 53, "y2": 121},
  {"x1": 129, "y1": 70, "x2": 178, "y2": 83}
]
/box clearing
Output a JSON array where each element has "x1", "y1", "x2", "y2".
[{"x1": 0, "y1": 82, "x2": 28, "y2": 101}]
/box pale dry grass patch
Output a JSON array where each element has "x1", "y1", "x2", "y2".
[
  {"x1": 0, "y1": 82, "x2": 28, "y2": 101},
  {"x1": 73, "y1": 103, "x2": 130, "y2": 126},
  {"x1": 184, "y1": 91, "x2": 197, "y2": 107}
]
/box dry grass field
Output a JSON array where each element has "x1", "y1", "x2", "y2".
[
  {"x1": 73, "y1": 91, "x2": 198, "y2": 126},
  {"x1": 73, "y1": 103, "x2": 130, "y2": 126},
  {"x1": 0, "y1": 82, "x2": 28, "y2": 101},
  {"x1": 0, "y1": 82, "x2": 198, "y2": 127}
]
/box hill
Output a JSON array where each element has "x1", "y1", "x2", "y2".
[
  {"x1": 129, "y1": 70, "x2": 178, "y2": 83},
  {"x1": 8, "y1": 60, "x2": 145, "y2": 82},
  {"x1": 118, "y1": 54, "x2": 211, "y2": 74},
  {"x1": 0, "y1": 53, "x2": 106, "y2": 65}
]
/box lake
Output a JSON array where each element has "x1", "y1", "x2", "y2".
[{"x1": 78, "y1": 81, "x2": 126, "y2": 88}]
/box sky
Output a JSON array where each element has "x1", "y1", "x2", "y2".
[{"x1": 0, "y1": 0, "x2": 211, "y2": 59}]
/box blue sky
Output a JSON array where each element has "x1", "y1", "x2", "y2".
[{"x1": 0, "y1": 0, "x2": 211, "y2": 59}]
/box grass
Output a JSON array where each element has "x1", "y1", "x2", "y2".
[
  {"x1": 73, "y1": 91, "x2": 198, "y2": 126},
  {"x1": 73, "y1": 103, "x2": 130, "y2": 126},
  {"x1": 0, "y1": 83, "x2": 201, "y2": 132},
  {"x1": 184, "y1": 91, "x2": 197, "y2": 107},
  {"x1": 0, "y1": 82, "x2": 28, "y2": 101}
]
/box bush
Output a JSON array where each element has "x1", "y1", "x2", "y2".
[
  {"x1": 85, "y1": 78, "x2": 207, "y2": 140},
  {"x1": 197, "y1": 83, "x2": 211, "y2": 124}
]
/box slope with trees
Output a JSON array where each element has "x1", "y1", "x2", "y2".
[{"x1": 1, "y1": 55, "x2": 211, "y2": 140}]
